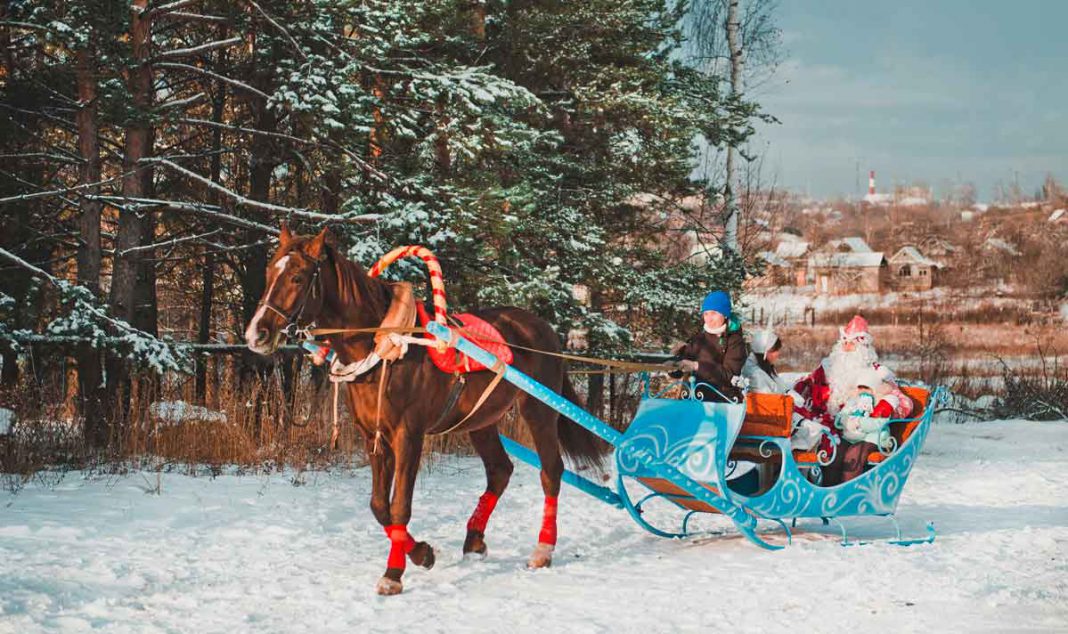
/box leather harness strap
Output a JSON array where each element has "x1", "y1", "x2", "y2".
[{"x1": 429, "y1": 358, "x2": 508, "y2": 436}]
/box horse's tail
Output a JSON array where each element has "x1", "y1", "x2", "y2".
[{"x1": 557, "y1": 374, "x2": 612, "y2": 470}]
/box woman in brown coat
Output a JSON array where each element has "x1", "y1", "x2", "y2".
[{"x1": 672, "y1": 290, "x2": 747, "y2": 402}]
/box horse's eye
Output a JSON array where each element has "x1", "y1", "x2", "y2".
[{"x1": 292, "y1": 276, "x2": 304, "y2": 284}]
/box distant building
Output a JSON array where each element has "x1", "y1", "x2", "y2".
[
  {"x1": 919, "y1": 236, "x2": 959, "y2": 258},
  {"x1": 808, "y1": 237, "x2": 887, "y2": 294},
  {"x1": 896, "y1": 185, "x2": 932, "y2": 207},
  {"x1": 889, "y1": 246, "x2": 939, "y2": 291},
  {"x1": 774, "y1": 239, "x2": 810, "y2": 286}
]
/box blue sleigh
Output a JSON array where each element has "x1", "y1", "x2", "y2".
[{"x1": 426, "y1": 322, "x2": 942, "y2": 548}]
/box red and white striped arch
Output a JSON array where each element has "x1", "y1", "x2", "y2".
[{"x1": 368, "y1": 245, "x2": 448, "y2": 325}]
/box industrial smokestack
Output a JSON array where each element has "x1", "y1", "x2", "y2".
[{"x1": 869, "y1": 170, "x2": 876, "y2": 196}]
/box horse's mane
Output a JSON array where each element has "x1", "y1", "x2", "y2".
[{"x1": 323, "y1": 241, "x2": 390, "y2": 323}]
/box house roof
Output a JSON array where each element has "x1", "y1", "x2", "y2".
[
  {"x1": 889, "y1": 246, "x2": 940, "y2": 267},
  {"x1": 920, "y1": 236, "x2": 959, "y2": 252},
  {"x1": 983, "y1": 238, "x2": 1021, "y2": 256},
  {"x1": 808, "y1": 252, "x2": 886, "y2": 268},
  {"x1": 775, "y1": 240, "x2": 810, "y2": 259},
  {"x1": 823, "y1": 237, "x2": 873, "y2": 254},
  {"x1": 759, "y1": 250, "x2": 790, "y2": 267}
]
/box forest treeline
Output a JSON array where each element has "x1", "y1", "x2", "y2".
[{"x1": 0, "y1": 1, "x2": 771, "y2": 449}]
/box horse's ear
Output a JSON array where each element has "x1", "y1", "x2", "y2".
[
  {"x1": 307, "y1": 227, "x2": 333, "y2": 261},
  {"x1": 279, "y1": 223, "x2": 293, "y2": 245}
]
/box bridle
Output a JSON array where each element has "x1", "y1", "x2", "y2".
[{"x1": 259, "y1": 253, "x2": 323, "y2": 339}]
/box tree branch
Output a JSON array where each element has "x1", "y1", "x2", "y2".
[
  {"x1": 156, "y1": 36, "x2": 242, "y2": 60},
  {"x1": 156, "y1": 62, "x2": 268, "y2": 99},
  {"x1": 92, "y1": 195, "x2": 281, "y2": 235},
  {"x1": 118, "y1": 228, "x2": 222, "y2": 257},
  {"x1": 242, "y1": 0, "x2": 307, "y2": 61},
  {"x1": 145, "y1": 157, "x2": 381, "y2": 223}
]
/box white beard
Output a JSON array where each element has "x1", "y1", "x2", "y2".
[{"x1": 822, "y1": 343, "x2": 879, "y2": 415}]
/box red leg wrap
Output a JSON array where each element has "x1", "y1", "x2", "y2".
[
  {"x1": 537, "y1": 496, "x2": 558, "y2": 545},
  {"x1": 385, "y1": 524, "x2": 414, "y2": 570},
  {"x1": 466, "y1": 491, "x2": 500, "y2": 533}
]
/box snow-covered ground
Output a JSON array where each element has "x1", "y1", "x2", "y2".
[{"x1": 2, "y1": 420, "x2": 1066, "y2": 633}]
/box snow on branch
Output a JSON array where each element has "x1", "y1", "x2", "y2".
[
  {"x1": 117, "y1": 228, "x2": 222, "y2": 257},
  {"x1": 156, "y1": 91, "x2": 207, "y2": 111},
  {"x1": 92, "y1": 195, "x2": 281, "y2": 235},
  {"x1": 0, "y1": 248, "x2": 189, "y2": 373},
  {"x1": 147, "y1": 0, "x2": 202, "y2": 17},
  {"x1": 156, "y1": 37, "x2": 242, "y2": 60},
  {"x1": 145, "y1": 157, "x2": 381, "y2": 224},
  {"x1": 158, "y1": 11, "x2": 230, "y2": 24}
]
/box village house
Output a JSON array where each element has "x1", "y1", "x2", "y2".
[
  {"x1": 889, "y1": 246, "x2": 939, "y2": 291},
  {"x1": 807, "y1": 236, "x2": 888, "y2": 295},
  {"x1": 773, "y1": 237, "x2": 810, "y2": 286},
  {"x1": 919, "y1": 236, "x2": 959, "y2": 259}
]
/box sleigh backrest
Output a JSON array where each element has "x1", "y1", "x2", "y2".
[
  {"x1": 741, "y1": 392, "x2": 794, "y2": 438},
  {"x1": 868, "y1": 386, "x2": 930, "y2": 464},
  {"x1": 897, "y1": 386, "x2": 930, "y2": 444}
]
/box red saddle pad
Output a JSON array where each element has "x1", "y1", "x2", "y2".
[{"x1": 416, "y1": 304, "x2": 514, "y2": 374}]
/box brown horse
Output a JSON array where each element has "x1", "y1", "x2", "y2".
[{"x1": 244, "y1": 226, "x2": 607, "y2": 595}]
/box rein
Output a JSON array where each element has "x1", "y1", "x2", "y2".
[{"x1": 308, "y1": 324, "x2": 676, "y2": 374}]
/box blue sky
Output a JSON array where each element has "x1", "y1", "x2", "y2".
[{"x1": 749, "y1": 1, "x2": 1068, "y2": 201}]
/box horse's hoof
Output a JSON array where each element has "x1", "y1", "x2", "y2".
[
  {"x1": 527, "y1": 542, "x2": 554, "y2": 569},
  {"x1": 463, "y1": 530, "x2": 488, "y2": 559},
  {"x1": 375, "y1": 576, "x2": 403, "y2": 595},
  {"x1": 410, "y1": 541, "x2": 436, "y2": 570},
  {"x1": 462, "y1": 550, "x2": 488, "y2": 562}
]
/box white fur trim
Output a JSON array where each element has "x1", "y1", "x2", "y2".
[{"x1": 750, "y1": 328, "x2": 779, "y2": 354}]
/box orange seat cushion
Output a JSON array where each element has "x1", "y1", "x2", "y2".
[{"x1": 741, "y1": 392, "x2": 794, "y2": 437}]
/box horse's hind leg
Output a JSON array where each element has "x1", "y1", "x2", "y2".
[
  {"x1": 463, "y1": 425, "x2": 514, "y2": 559},
  {"x1": 519, "y1": 396, "x2": 564, "y2": 569}
]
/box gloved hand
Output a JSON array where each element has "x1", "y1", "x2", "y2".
[{"x1": 677, "y1": 359, "x2": 698, "y2": 372}]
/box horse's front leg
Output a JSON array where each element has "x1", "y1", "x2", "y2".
[{"x1": 376, "y1": 427, "x2": 433, "y2": 596}]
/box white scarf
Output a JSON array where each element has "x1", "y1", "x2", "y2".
[{"x1": 703, "y1": 323, "x2": 727, "y2": 336}]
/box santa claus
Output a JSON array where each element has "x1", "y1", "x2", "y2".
[{"x1": 789, "y1": 315, "x2": 912, "y2": 453}]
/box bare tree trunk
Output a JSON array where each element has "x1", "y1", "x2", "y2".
[
  {"x1": 723, "y1": 0, "x2": 744, "y2": 252},
  {"x1": 196, "y1": 32, "x2": 228, "y2": 403},
  {"x1": 107, "y1": 0, "x2": 154, "y2": 421},
  {"x1": 75, "y1": 45, "x2": 106, "y2": 446}
]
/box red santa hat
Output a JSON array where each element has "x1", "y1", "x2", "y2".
[{"x1": 839, "y1": 314, "x2": 873, "y2": 345}]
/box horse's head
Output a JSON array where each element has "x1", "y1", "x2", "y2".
[{"x1": 244, "y1": 225, "x2": 331, "y2": 355}]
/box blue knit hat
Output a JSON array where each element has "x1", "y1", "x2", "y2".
[{"x1": 700, "y1": 290, "x2": 732, "y2": 319}]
